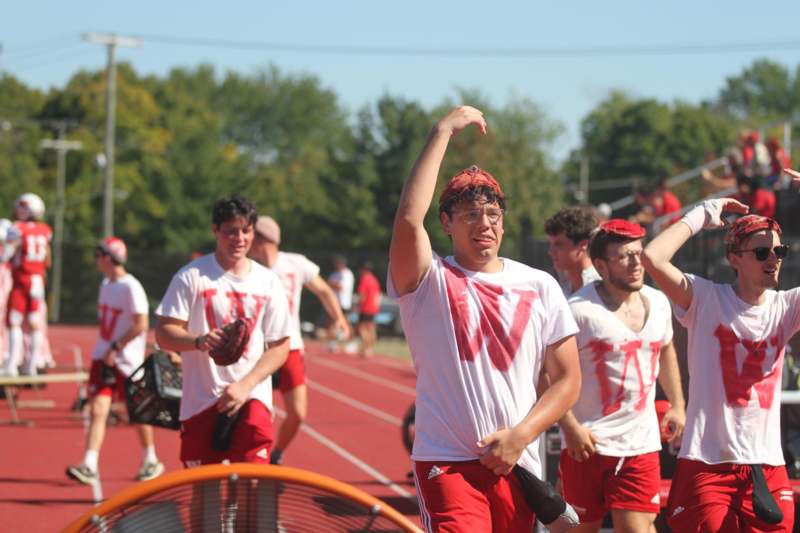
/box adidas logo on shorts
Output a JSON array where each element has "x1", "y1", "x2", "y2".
[
  {"x1": 427, "y1": 465, "x2": 444, "y2": 480},
  {"x1": 257, "y1": 448, "x2": 268, "y2": 460},
  {"x1": 651, "y1": 493, "x2": 660, "y2": 505},
  {"x1": 672, "y1": 506, "x2": 685, "y2": 517}
]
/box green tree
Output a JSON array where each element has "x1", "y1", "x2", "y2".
[{"x1": 716, "y1": 59, "x2": 797, "y2": 120}]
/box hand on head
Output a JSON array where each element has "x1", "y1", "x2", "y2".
[
  {"x1": 784, "y1": 168, "x2": 800, "y2": 188},
  {"x1": 438, "y1": 106, "x2": 487, "y2": 137},
  {"x1": 702, "y1": 198, "x2": 749, "y2": 230}
]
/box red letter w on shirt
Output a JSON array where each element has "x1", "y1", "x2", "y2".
[
  {"x1": 443, "y1": 262, "x2": 538, "y2": 371},
  {"x1": 714, "y1": 325, "x2": 783, "y2": 409},
  {"x1": 201, "y1": 289, "x2": 269, "y2": 331},
  {"x1": 98, "y1": 304, "x2": 122, "y2": 341}
]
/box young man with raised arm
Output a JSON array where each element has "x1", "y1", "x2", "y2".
[
  {"x1": 643, "y1": 195, "x2": 798, "y2": 532},
  {"x1": 388, "y1": 105, "x2": 581, "y2": 532},
  {"x1": 559, "y1": 220, "x2": 685, "y2": 533}
]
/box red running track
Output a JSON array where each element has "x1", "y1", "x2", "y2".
[{"x1": 0, "y1": 325, "x2": 420, "y2": 532}]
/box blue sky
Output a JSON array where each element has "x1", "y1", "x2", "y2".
[{"x1": 3, "y1": 1, "x2": 800, "y2": 160}]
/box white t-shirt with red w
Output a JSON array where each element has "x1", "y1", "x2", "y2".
[
  {"x1": 92, "y1": 274, "x2": 149, "y2": 377},
  {"x1": 156, "y1": 254, "x2": 291, "y2": 420},
  {"x1": 270, "y1": 251, "x2": 320, "y2": 351},
  {"x1": 567, "y1": 282, "x2": 673, "y2": 456},
  {"x1": 675, "y1": 275, "x2": 800, "y2": 465},
  {"x1": 388, "y1": 254, "x2": 578, "y2": 477}
]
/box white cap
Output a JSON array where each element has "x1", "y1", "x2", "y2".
[{"x1": 254, "y1": 216, "x2": 281, "y2": 244}]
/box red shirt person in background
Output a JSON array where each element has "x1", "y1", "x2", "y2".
[
  {"x1": 734, "y1": 175, "x2": 776, "y2": 219},
  {"x1": 629, "y1": 181, "x2": 682, "y2": 230},
  {"x1": 356, "y1": 261, "x2": 381, "y2": 358}
]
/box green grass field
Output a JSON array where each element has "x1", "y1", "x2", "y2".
[{"x1": 374, "y1": 337, "x2": 411, "y2": 361}]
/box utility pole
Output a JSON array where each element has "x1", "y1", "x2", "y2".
[
  {"x1": 40, "y1": 134, "x2": 82, "y2": 322},
  {"x1": 579, "y1": 153, "x2": 590, "y2": 204},
  {"x1": 81, "y1": 32, "x2": 141, "y2": 237}
]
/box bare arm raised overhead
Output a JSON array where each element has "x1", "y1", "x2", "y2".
[
  {"x1": 389, "y1": 106, "x2": 487, "y2": 296},
  {"x1": 642, "y1": 198, "x2": 748, "y2": 311}
]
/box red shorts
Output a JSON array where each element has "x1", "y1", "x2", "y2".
[
  {"x1": 7, "y1": 275, "x2": 44, "y2": 319},
  {"x1": 87, "y1": 359, "x2": 127, "y2": 400},
  {"x1": 276, "y1": 349, "x2": 305, "y2": 393},
  {"x1": 559, "y1": 450, "x2": 661, "y2": 522},
  {"x1": 667, "y1": 458, "x2": 794, "y2": 533},
  {"x1": 414, "y1": 460, "x2": 534, "y2": 533},
  {"x1": 180, "y1": 399, "x2": 274, "y2": 467}
]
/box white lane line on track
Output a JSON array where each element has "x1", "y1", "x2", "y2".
[
  {"x1": 306, "y1": 379, "x2": 402, "y2": 426},
  {"x1": 306, "y1": 355, "x2": 416, "y2": 397},
  {"x1": 272, "y1": 406, "x2": 415, "y2": 499}
]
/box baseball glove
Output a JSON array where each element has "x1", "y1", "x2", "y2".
[{"x1": 209, "y1": 318, "x2": 252, "y2": 366}]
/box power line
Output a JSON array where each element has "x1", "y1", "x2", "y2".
[
  {"x1": 10, "y1": 44, "x2": 94, "y2": 73},
  {"x1": 1, "y1": 35, "x2": 80, "y2": 59},
  {"x1": 131, "y1": 33, "x2": 800, "y2": 58}
]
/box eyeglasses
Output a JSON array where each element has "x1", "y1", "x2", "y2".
[
  {"x1": 734, "y1": 245, "x2": 789, "y2": 261},
  {"x1": 455, "y1": 207, "x2": 505, "y2": 225},
  {"x1": 606, "y1": 249, "x2": 643, "y2": 263}
]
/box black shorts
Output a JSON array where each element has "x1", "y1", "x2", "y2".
[{"x1": 359, "y1": 313, "x2": 376, "y2": 323}]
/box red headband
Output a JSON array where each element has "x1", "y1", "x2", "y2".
[
  {"x1": 439, "y1": 165, "x2": 504, "y2": 211},
  {"x1": 597, "y1": 219, "x2": 646, "y2": 239},
  {"x1": 725, "y1": 215, "x2": 781, "y2": 248}
]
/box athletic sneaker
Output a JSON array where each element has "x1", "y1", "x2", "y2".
[
  {"x1": 66, "y1": 464, "x2": 98, "y2": 485},
  {"x1": 136, "y1": 461, "x2": 165, "y2": 481}
]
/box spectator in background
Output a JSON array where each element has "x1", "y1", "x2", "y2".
[
  {"x1": 595, "y1": 203, "x2": 612, "y2": 223},
  {"x1": 702, "y1": 148, "x2": 743, "y2": 194},
  {"x1": 767, "y1": 138, "x2": 792, "y2": 190},
  {"x1": 735, "y1": 175, "x2": 776, "y2": 219},
  {"x1": 326, "y1": 255, "x2": 354, "y2": 350},
  {"x1": 629, "y1": 181, "x2": 682, "y2": 229},
  {"x1": 0, "y1": 219, "x2": 12, "y2": 366},
  {"x1": 742, "y1": 131, "x2": 771, "y2": 180},
  {"x1": 544, "y1": 206, "x2": 600, "y2": 296},
  {"x1": 356, "y1": 261, "x2": 381, "y2": 358},
  {"x1": 655, "y1": 180, "x2": 682, "y2": 221}
]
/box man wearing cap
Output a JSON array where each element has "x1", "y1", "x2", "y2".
[
  {"x1": 248, "y1": 215, "x2": 350, "y2": 465},
  {"x1": 558, "y1": 219, "x2": 685, "y2": 533},
  {"x1": 544, "y1": 206, "x2": 601, "y2": 297},
  {"x1": 643, "y1": 198, "x2": 799, "y2": 532},
  {"x1": 66, "y1": 237, "x2": 164, "y2": 484},
  {"x1": 388, "y1": 105, "x2": 581, "y2": 532}
]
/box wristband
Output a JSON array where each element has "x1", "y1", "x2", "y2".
[
  {"x1": 194, "y1": 335, "x2": 204, "y2": 350},
  {"x1": 679, "y1": 205, "x2": 706, "y2": 236},
  {"x1": 110, "y1": 340, "x2": 121, "y2": 351}
]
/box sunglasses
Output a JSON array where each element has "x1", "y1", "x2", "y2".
[{"x1": 735, "y1": 245, "x2": 789, "y2": 261}]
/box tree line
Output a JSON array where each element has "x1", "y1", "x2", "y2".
[{"x1": 0, "y1": 58, "x2": 797, "y2": 321}]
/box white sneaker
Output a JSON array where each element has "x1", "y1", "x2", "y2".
[
  {"x1": 0, "y1": 366, "x2": 18, "y2": 377},
  {"x1": 136, "y1": 461, "x2": 165, "y2": 481},
  {"x1": 67, "y1": 464, "x2": 98, "y2": 485},
  {"x1": 343, "y1": 341, "x2": 359, "y2": 354}
]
